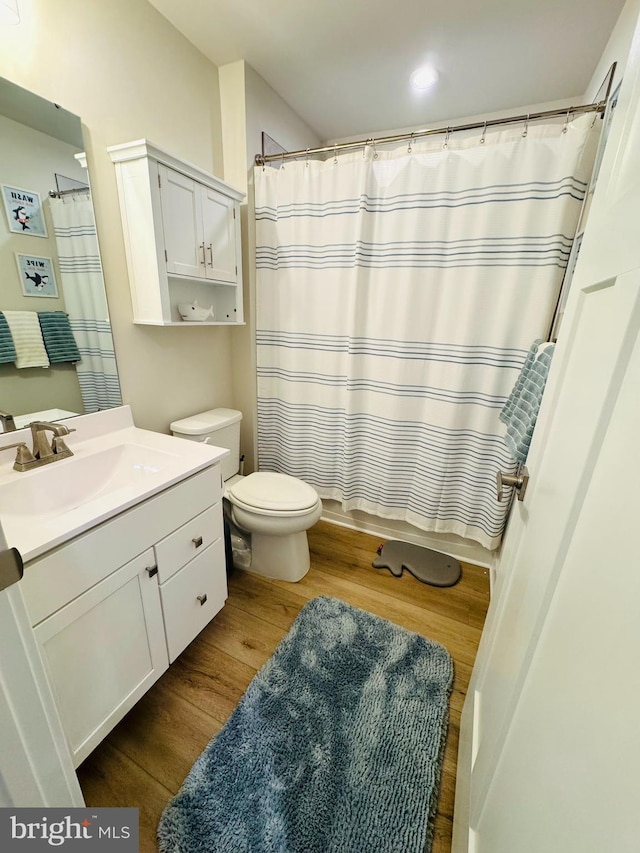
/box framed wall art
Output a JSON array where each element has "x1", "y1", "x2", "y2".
[
  {"x1": 15, "y1": 254, "x2": 58, "y2": 298},
  {"x1": 2, "y1": 184, "x2": 48, "y2": 237}
]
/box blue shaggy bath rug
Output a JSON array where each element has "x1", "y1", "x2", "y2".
[{"x1": 158, "y1": 596, "x2": 453, "y2": 853}]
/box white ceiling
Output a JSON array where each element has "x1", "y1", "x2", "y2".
[{"x1": 148, "y1": 0, "x2": 624, "y2": 141}]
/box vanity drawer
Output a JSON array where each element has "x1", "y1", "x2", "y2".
[
  {"x1": 155, "y1": 503, "x2": 222, "y2": 583},
  {"x1": 160, "y1": 539, "x2": 227, "y2": 662}
]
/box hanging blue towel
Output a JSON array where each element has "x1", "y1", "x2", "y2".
[
  {"x1": 500, "y1": 339, "x2": 555, "y2": 463},
  {"x1": 37, "y1": 311, "x2": 81, "y2": 364},
  {"x1": 0, "y1": 313, "x2": 17, "y2": 364}
]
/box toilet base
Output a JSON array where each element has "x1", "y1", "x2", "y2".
[{"x1": 247, "y1": 530, "x2": 311, "y2": 582}]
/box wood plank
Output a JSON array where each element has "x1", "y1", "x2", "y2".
[
  {"x1": 227, "y1": 570, "x2": 308, "y2": 630},
  {"x1": 77, "y1": 741, "x2": 170, "y2": 853},
  {"x1": 105, "y1": 681, "x2": 222, "y2": 794},
  {"x1": 198, "y1": 601, "x2": 289, "y2": 670},
  {"x1": 159, "y1": 636, "x2": 256, "y2": 724},
  {"x1": 77, "y1": 518, "x2": 490, "y2": 853}
]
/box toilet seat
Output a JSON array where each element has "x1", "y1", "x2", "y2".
[{"x1": 227, "y1": 472, "x2": 320, "y2": 517}]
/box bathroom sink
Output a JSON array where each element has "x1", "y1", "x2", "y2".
[
  {"x1": 0, "y1": 443, "x2": 185, "y2": 520},
  {"x1": 0, "y1": 406, "x2": 229, "y2": 562}
]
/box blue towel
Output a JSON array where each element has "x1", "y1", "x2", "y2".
[
  {"x1": 37, "y1": 311, "x2": 81, "y2": 364},
  {"x1": 0, "y1": 313, "x2": 17, "y2": 364},
  {"x1": 500, "y1": 339, "x2": 555, "y2": 463}
]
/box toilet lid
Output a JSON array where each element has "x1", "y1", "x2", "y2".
[{"x1": 227, "y1": 472, "x2": 319, "y2": 512}]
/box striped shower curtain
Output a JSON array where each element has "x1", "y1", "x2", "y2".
[
  {"x1": 254, "y1": 115, "x2": 597, "y2": 549},
  {"x1": 49, "y1": 194, "x2": 122, "y2": 412}
]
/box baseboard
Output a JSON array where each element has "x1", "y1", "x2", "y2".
[{"x1": 320, "y1": 500, "x2": 495, "y2": 570}]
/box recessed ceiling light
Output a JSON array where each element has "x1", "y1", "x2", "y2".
[{"x1": 410, "y1": 64, "x2": 439, "y2": 92}]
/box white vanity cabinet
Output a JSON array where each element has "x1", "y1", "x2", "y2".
[
  {"x1": 31, "y1": 548, "x2": 167, "y2": 768},
  {"x1": 108, "y1": 139, "x2": 245, "y2": 326},
  {"x1": 20, "y1": 465, "x2": 227, "y2": 767}
]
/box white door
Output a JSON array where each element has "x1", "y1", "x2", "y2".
[
  {"x1": 159, "y1": 164, "x2": 205, "y2": 278},
  {"x1": 0, "y1": 527, "x2": 83, "y2": 807},
  {"x1": 201, "y1": 186, "x2": 237, "y2": 283},
  {"x1": 453, "y1": 10, "x2": 640, "y2": 852}
]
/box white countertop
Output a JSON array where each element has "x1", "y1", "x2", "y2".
[{"x1": 0, "y1": 406, "x2": 228, "y2": 562}]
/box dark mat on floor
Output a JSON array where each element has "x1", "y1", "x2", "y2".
[
  {"x1": 373, "y1": 539, "x2": 461, "y2": 587},
  {"x1": 157, "y1": 596, "x2": 453, "y2": 853}
]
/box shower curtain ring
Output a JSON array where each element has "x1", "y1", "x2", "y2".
[
  {"x1": 443, "y1": 127, "x2": 451, "y2": 149},
  {"x1": 480, "y1": 121, "x2": 487, "y2": 145},
  {"x1": 372, "y1": 139, "x2": 378, "y2": 159},
  {"x1": 408, "y1": 132, "x2": 413, "y2": 154},
  {"x1": 563, "y1": 109, "x2": 571, "y2": 134},
  {"x1": 522, "y1": 114, "x2": 529, "y2": 138},
  {"x1": 334, "y1": 146, "x2": 338, "y2": 165},
  {"x1": 305, "y1": 148, "x2": 310, "y2": 168},
  {"x1": 590, "y1": 110, "x2": 598, "y2": 128},
  {"x1": 281, "y1": 152, "x2": 286, "y2": 170}
]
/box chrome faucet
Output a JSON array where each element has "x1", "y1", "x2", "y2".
[
  {"x1": 0, "y1": 421, "x2": 76, "y2": 472},
  {"x1": 0, "y1": 410, "x2": 16, "y2": 432}
]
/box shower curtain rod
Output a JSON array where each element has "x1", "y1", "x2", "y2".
[
  {"x1": 255, "y1": 101, "x2": 605, "y2": 166},
  {"x1": 48, "y1": 186, "x2": 90, "y2": 198}
]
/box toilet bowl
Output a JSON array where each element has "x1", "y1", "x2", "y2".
[
  {"x1": 226, "y1": 472, "x2": 322, "y2": 582},
  {"x1": 170, "y1": 408, "x2": 322, "y2": 583}
]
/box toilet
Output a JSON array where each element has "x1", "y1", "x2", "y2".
[{"x1": 170, "y1": 408, "x2": 322, "y2": 582}]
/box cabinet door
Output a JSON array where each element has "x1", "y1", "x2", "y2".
[
  {"x1": 201, "y1": 186, "x2": 237, "y2": 283},
  {"x1": 33, "y1": 548, "x2": 169, "y2": 767},
  {"x1": 158, "y1": 164, "x2": 205, "y2": 279}
]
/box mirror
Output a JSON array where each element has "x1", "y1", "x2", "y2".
[{"x1": 0, "y1": 76, "x2": 122, "y2": 431}]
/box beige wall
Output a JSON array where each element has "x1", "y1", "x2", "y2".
[
  {"x1": 0, "y1": 0, "x2": 230, "y2": 434},
  {"x1": 220, "y1": 61, "x2": 321, "y2": 471}
]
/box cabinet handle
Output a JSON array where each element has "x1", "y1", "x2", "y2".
[
  {"x1": 192, "y1": 535, "x2": 203, "y2": 548},
  {"x1": 146, "y1": 566, "x2": 158, "y2": 578},
  {"x1": 197, "y1": 593, "x2": 208, "y2": 606},
  {"x1": 199, "y1": 242, "x2": 206, "y2": 265},
  {"x1": 207, "y1": 243, "x2": 214, "y2": 266}
]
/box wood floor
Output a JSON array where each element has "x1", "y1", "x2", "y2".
[{"x1": 77, "y1": 520, "x2": 490, "y2": 852}]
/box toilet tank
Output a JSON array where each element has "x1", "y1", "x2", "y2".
[{"x1": 170, "y1": 408, "x2": 242, "y2": 481}]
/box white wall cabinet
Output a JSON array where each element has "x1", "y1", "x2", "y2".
[
  {"x1": 108, "y1": 139, "x2": 245, "y2": 326},
  {"x1": 20, "y1": 466, "x2": 227, "y2": 767}
]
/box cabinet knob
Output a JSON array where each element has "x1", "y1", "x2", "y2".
[
  {"x1": 146, "y1": 565, "x2": 158, "y2": 578},
  {"x1": 197, "y1": 593, "x2": 208, "y2": 606},
  {"x1": 192, "y1": 535, "x2": 203, "y2": 548}
]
